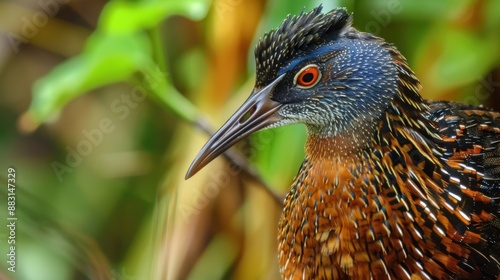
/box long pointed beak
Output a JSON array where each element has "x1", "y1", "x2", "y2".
[{"x1": 185, "y1": 75, "x2": 285, "y2": 179}]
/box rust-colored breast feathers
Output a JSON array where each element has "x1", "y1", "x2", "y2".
[{"x1": 278, "y1": 103, "x2": 500, "y2": 279}]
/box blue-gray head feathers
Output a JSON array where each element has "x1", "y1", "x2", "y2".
[{"x1": 255, "y1": 6, "x2": 352, "y2": 87}]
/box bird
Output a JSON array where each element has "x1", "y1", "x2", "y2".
[{"x1": 185, "y1": 5, "x2": 500, "y2": 280}]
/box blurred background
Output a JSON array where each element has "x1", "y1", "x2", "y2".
[{"x1": 0, "y1": 0, "x2": 499, "y2": 279}]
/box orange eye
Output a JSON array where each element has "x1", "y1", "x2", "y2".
[{"x1": 295, "y1": 65, "x2": 321, "y2": 88}]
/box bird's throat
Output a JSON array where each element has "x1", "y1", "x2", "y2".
[{"x1": 305, "y1": 129, "x2": 372, "y2": 161}]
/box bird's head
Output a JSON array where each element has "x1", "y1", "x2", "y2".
[{"x1": 186, "y1": 5, "x2": 423, "y2": 178}]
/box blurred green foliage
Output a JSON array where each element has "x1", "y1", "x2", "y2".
[
  {"x1": 0, "y1": 0, "x2": 499, "y2": 279},
  {"x1": 29, "y1": 0, "x2": 209, "y2": 125}
]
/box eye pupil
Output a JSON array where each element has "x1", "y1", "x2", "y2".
[
  {"x1": 302, "y1": 73, "x2": 314, "y2": 83},
  {"x1": 296, "y1": 65, "x2": 320, "y2": 88}
]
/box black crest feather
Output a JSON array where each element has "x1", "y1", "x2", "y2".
[{"x1": 254, "y1": 5, "x2": 352, "y2": 87}]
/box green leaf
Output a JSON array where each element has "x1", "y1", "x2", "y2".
[
  {"x1": 30, "y1": 33, "x2": 152, "y2": 123},
  {"x1": 29, "y1": 0, "x2": 210, "y2": 125},
  {"x1": 141, "y1": 62, "x2": 199, "y2": 122},
  {"x1": 99, "y1": 0, "x2": 210, "y2": 34}
]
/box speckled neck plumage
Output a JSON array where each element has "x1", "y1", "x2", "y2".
[{"x1": 278, "y1": 66, "x2": 432, "y2": 278}]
